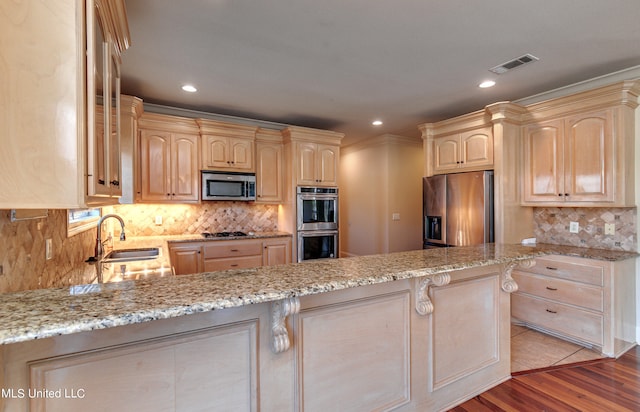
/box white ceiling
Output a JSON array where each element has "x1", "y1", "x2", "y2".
[{"x1": 121, "y1": 0, "x2": 640, "y2": 144}]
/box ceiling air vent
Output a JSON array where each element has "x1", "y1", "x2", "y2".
[{"x1": 489, "y1": 54, "x2": 539, "y2": 75}]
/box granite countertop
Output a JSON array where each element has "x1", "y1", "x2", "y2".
[{"x1": 1, "y1": 243, "x2": 636, "y2": 345}]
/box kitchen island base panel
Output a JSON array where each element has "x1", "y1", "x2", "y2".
[{"x1": 0, "y1": 263, "x2": 515, "y2": 411}]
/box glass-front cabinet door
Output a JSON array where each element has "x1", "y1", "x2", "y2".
[{"x1": 86, "y1": 0, "x2": 122, "y2": 201}]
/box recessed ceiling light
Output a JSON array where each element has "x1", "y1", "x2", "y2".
[
  {"x1": 181, "y1": 84, "x2": 197, "y2": 93},
  {"x1": 372, "y1": 120, "x2": 383, "y2": 126},
  {"x1": 479, "y1": 80, "x2": 496, "y2": 89}
]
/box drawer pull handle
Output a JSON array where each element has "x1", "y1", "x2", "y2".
[
  {"x1": 546, "y1": 309, "x2": 557, "y2": 314},
  {"x1": 230, "y1": 249, "x2": 239, "y2": 252},
  {"x1": 546, "y1": 286, "x2": 558, "y2": 291},
  {"x1": 231, "y1": 264, "x2": 238, "y2": 267},
  {"x1": 546, "y1": 266, "x2": 558, "y2": 270}
]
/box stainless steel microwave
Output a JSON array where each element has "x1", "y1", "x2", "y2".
[{"x1": 201, "y1": 171, "x2": 256, "y2": 201}]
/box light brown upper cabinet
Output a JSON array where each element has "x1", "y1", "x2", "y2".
[
  {"x1": 255, "y1": 128, "x2": 284, "y2": 203},
  {"x1": 198, "y1": 119, "x2": 257, "y2": 172},
  {"x1": 432, "y1": 127, "x2": 493, "y2": 174},
  {"x1": 138, "y1": 114, "x2": 200, "y2": 203},
  {"x1": 521, "y1": 80, "x2": 639, "y2": 207},
  {"x1": 0, "y1": 0, "x2": 129, "y2": 208},
  {"x1": 295, "y1": 142, "x2": 340, "y2": 186},
  {"x1": 419, "y1": 113, "x2": 494, "y2": 177},
  {"x1": 523, "y1": 110, "x2": 613, "y2": 204},
  {"x1": 282, "y1": 127, "x2": 344, "y2": 190}
]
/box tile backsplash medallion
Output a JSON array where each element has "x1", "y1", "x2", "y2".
[
  {"x1": 0, "y1": 203, "x2": 279, "y2": 293},
  {"x1": 533, "y1": 207, "x2": 637, "y2": 251}
]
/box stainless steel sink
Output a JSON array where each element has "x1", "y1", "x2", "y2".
[{"x1": 102, "y1": 247, "x2": 160, "y2": 262}]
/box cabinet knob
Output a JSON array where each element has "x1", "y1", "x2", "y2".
[
  {"x1": 98, "y1": 179, "x2": 105, "y2": 185},
  {"x1": 110, "y1": 180, "x2": 120, "y2": 186},
  {"x1": 564, "y1": 193, "x2": 569, "y2": 197}
]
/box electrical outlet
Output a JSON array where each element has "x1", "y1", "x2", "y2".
[
  {"x1": 392, "y1": 213, "x2": 400, "y2": 221},
  {"x1": 604, "y1": 223, "x2": 615, "y2": 235},
  {"x1": 155, "y1": 215, "x2": 163, "y2": 225},
  {"x1": 569, "y1": 221, "x2": 579, "y2": 233}
]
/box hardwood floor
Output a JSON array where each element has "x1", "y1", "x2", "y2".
[{"x1": 450, "y1": 345, "x2": 640, "y2": 411}]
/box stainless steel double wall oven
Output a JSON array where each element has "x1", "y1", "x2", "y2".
[{"x1": 296, "y1": 186, "x2": 338, "y2": 262}]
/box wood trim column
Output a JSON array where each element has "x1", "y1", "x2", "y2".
[{"x1": 485, "y1": 102, "x2": 533, "y2": 244}]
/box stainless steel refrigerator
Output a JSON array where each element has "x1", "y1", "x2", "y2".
[{"x1": 423, "y1": 170, "x2": 494, "y2": 247}]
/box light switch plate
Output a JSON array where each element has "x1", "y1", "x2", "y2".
[
  {"x1": 569, "y1": 221, "x2": 579, "y2": 233},
  {"x1": 392, "y1": 213, "x2": 400, "y2": 221},
  {"x1": 155, "y1": 215, "x2": 163, "y2": 225}
]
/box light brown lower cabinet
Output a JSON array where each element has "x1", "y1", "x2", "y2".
[
  {"x1": 0, "y1": 263, "x2": 516, "y2": 411},
  {"x1": 168, "y1": 237, "x2": 292, "y2": 275},
  {"x1": 511, "y1": 255, "x2": 636, "y2": 357}
]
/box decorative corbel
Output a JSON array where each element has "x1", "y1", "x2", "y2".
[
  {"x1": 270, "y1": 296, "x2": 300, "y2": 353},
  {"x1": 415, "y1": 272, "x2": 451, "y2": 315},
  {"x1": 501, "y1": 259, "x2": 536, "y2": 293}
]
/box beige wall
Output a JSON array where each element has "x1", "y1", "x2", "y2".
[{"x1": 340, "y1": 134, "x2": 423, "y2": 257}]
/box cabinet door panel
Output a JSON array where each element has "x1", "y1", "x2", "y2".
[
  {"x1": 523, "y1": 121, "x2": 563, "y2": 202},
  {"x1": 169, "y1": 245, "x2": 202, "y2": 275},
  {"x1": 461, "y1": 129, "x2": 493, "y2": 168},
  {"x1": 431, "y1": 275, "x2": 500, "y2": 390},
  {"x1": 230, "y1": 138, "x2": 254, "y2": 170},
  {"x1": 263, "y1": 238, "x2": 291, "y2": 266},
  {"x1": 171, "y1": 134, "x2": 199, "y2": 201},
  {"x1": 433, "y1": 136, "x2": 460, "y2": 172},
  {"x1": 297, "y1": 292, "x2": 410, "y2": 411},
  {"x1": 317, "y1": 144, "x2": 339, "y2": 186},
  {"x1": 140, "y1": 130, "x2": 171, "y2": 201},
  {"x1": 256, "y1": 142, "x2": 283, "y2": 202},
  {"x1": 565, "y1": 111, "x2": 613, "y2": 202},
  {"x1": 297, "y1": 142, "x2": 317, "y2": 185},
  {"x1": 203, "y1": 135, "x2": 230, "y2": 169}
]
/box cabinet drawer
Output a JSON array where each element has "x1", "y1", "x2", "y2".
[
  {"x1": 512, "y1": 293, "x2": 603, "y2": 346},
  {"x1": 527, "y1": 257, "x2": 604, "y2": 286},
  {"x1": 204, "y1": 255, "x2": 263, "y2": 271},
  {"x1": 513, "y1": 272, "x2": 603, "y2": 312},
  {"x1": 203, "y1": 241, "x2": 262, "y2": 258}
]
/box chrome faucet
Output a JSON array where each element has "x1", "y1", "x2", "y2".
[{"x1": 95, "y1": 214, "x2": 126, "y2": 257}]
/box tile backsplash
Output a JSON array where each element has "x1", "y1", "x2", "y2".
[
  {"x1": 107, "y1": 202, "x2": 278, "y2": 236},
  {"x1": 0, "y1": 209, "x2": 97, "y2": 293},
  {"x1": 1, "y1": 203, "x2": 635, "y2": 294},
  {"x1": 533, "y1": 207, "x2": 637, "y2": 251},
  {"x1": 0, "y1": 202, "x2": 279, "y2": 293}
]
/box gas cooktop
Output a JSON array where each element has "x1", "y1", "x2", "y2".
[{"x1": 202, "y1": 231, "x2": 248, "y2": 238}]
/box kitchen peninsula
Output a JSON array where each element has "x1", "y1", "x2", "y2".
[{"x1": 0, "y1": 244, "x2": 635, "y2": 411}]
